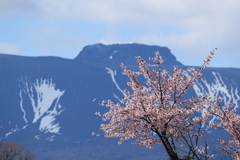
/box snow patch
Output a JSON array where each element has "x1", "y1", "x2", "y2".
[
  {"x1": 113, "y1": 93, "x2": 121, "y2": 101},
  {"x1": 193, "y1": 72, "x2": 240, "y2": 108},
  {"x1": 19, "y1": 91, "x2": 27, "y2": 123},
  {"x1": 46, "y1": 135, "x2": 55, "y2": 141},
  {"x1": 106, "y1": 68, "x2": 126, "y2": 98},
  {"x1": 1, "y1": 125, "x2": 27, "y2": 140},
  {"x1": 35, "y1": 135, "x2": 41, "y2": 139},
  {"x1": 20, "y1": 78, "x2": 65, "y2": 135},
  {"x1": 5, "y1": 132, "x2": 12, "y2": 137},
  {"x1": 193, "y1": 72, "x2": 240, "y2": 124}
]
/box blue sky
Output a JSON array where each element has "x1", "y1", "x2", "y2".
[{"x1": 0, "y1": 0, "x2": 240, "y2": 68}]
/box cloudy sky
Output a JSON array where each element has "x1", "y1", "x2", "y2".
[{"x1": 0, "y1": 0, "x2": 240, "y2": 68}]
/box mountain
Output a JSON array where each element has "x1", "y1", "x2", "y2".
[
  {"x1": 74, "y1": 43, "x2": 182, "y2": 68},
  {"x1": 0, "y1": 43, "x2": 239, "y2": 159}
]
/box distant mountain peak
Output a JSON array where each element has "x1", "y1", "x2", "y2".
[{"x1": 74, "y1": 43, "x2": 183, "y2": 67}]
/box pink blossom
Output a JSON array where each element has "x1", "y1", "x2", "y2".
[{"x1": 92, "y1": 48, "x2": 240, "y2": 159}]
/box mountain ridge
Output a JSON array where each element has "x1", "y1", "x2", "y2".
[{"x1": 74, "y1": 43, "x2": 183, "y2": 67}]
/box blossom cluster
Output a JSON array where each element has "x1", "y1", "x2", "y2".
[{"x1": 204, "y1": 101, "x2": 240, "y2": 159}]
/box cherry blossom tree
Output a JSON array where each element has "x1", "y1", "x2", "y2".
[
  {"x1": 204, "y1": 99, "x2": 240, "y2": 159},
  {"x1": 93, "y1": 48, "x2": 239, "y2": 159}
]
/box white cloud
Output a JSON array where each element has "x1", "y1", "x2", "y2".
[
  {"x1": 0, "y1": 0, "x2": 239, "y2": 67},
  {"x1": 58, "y1": 0, "x2": 237, "y2": 67},
  {"x1": 38, "y1": 1, "x2": 239, "y2": 48},
  {"x1": 0, "y1": 43, "x2": 19, "y2": 55},
  {"x1": 30, "y1": 27, "x2": 90, "y2": 58},
  {"x1": 0, "y1": 0, "x2": 39, "y2": 16},
  {"x1": 34, "y1": 0, "x2": 240, "y2": 25}
]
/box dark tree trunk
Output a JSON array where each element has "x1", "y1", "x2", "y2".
[
  {"x1": 162, "y1": 136, "x2": 180, "y2": 160},
  {"x1": 155, "y1": 129, "x2": 180, "y2": 160}
]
